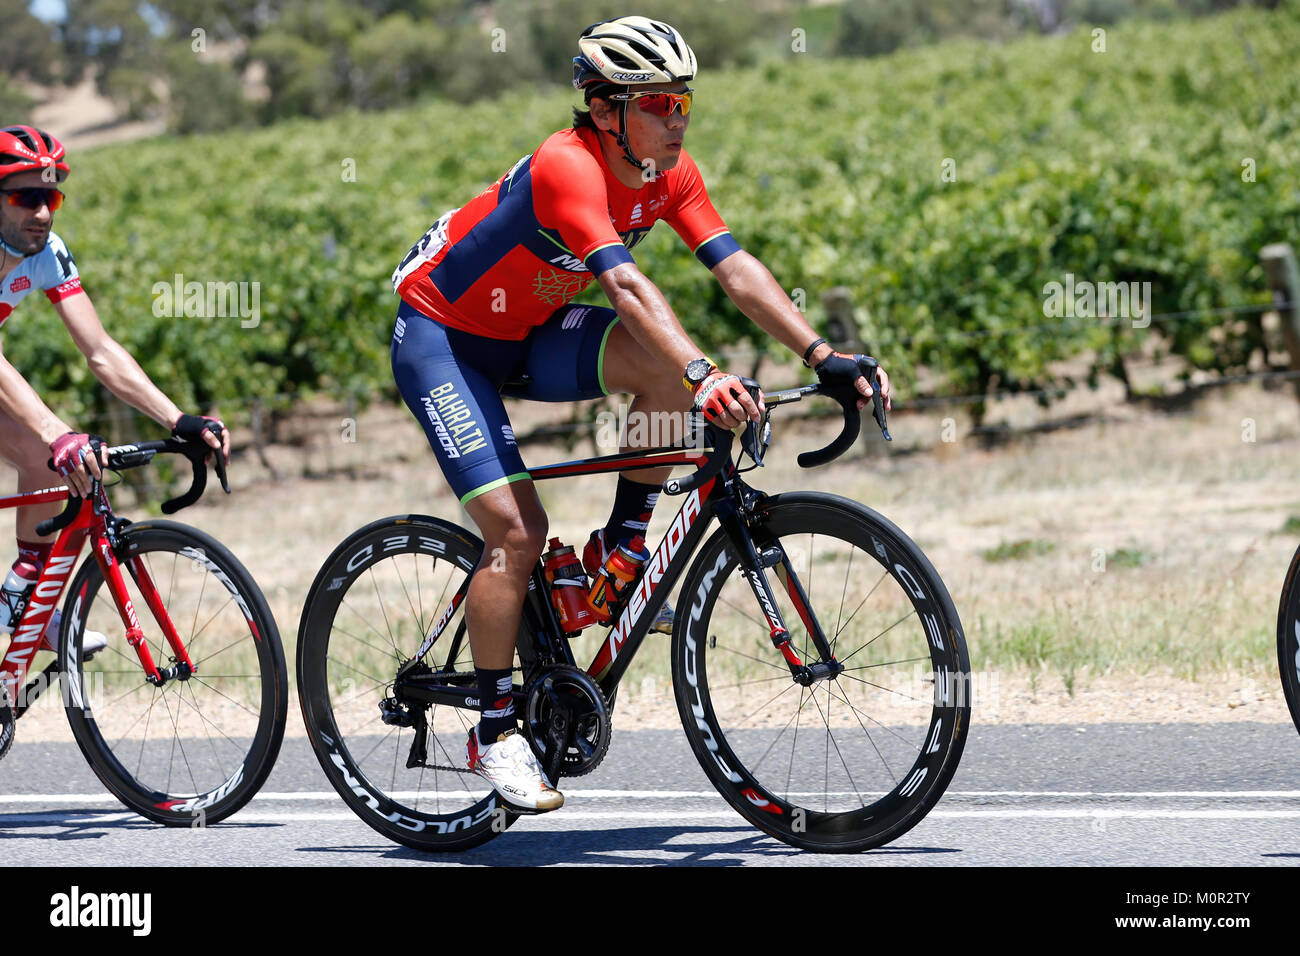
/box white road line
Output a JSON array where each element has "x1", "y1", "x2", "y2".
[
  {"x1": 3, "y1": 789, "x2": 1300, "y2": 805},
  {"x1": 5, "y1": 809, "x2": 1300, "y2": 826}
]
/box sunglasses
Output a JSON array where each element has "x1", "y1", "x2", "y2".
[
  {"x1": 1, "y1": 188, "x2": 64, "y2": 212},
  {"x1": 608, "y1": 88, "x2": 694, "y2": 117}
]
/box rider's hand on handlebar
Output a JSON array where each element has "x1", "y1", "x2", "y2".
[
  {"x1": 48, "y1": 431, "x2": 108, "y2": 498},
  {"x1": 172, "y1": 413, "x2": 230, "y2": 465},
  {"x1": 814, "y1": 351, "x2": 892, "y2": 412},
  {"x1": 692, "y1": 370, "x2": 765, "y2": 430}
]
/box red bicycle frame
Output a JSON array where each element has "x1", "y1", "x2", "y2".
[{"x1": 0, "y1": 484, "x2": 193, "y2": 717}]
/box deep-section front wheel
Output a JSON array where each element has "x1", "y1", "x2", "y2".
[
  {"x1": 672, "y1": 492, "x2": 970, "y2": 852},
  {"x1": 296, "y1": 515, "x2": 521, "y2": 851},
  {"x1": 60, "y1": 520, "x2": 287, "y2": 825},
  {"x1": 1276, "y1": 543, "x2": 1300, "y2": 736}
]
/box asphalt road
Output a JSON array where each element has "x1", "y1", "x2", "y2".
[{"x1": 4, "y1": 722, "x2": 1300, "y2": 868}]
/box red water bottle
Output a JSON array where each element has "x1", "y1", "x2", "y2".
[
  {"x1": 586, "y1": 536, "x2": 648, "y2": 625},
  {"x1": 542, "y1": 538, "x2": 596, "y2": 632}
]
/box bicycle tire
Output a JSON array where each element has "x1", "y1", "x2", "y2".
[
  {"x1": 1276, "y1": 542, "x2": 1300, "y2": 736},
  {"x1": 59, "y1": 520, "x2": 287, "y2": 826},
  {"x1": 296, "y1": 515, "x2": 522, "y2": 852},
  {"x1": 672, "y1": 492, "x2": 970, "y2": 852}
]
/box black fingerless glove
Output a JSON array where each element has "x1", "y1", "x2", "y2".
[
  {"x1": 172, "y1": 414, "x2": 222, "y2": 442},
  {"x1": 813, "y1": 351, "x2": 864, "y2": 389}
]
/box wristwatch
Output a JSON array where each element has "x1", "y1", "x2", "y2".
[{"x1": 682, "y1": 357, "x2": 717, "y2": 391}]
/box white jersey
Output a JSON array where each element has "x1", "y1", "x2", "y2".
[{"x1": 0, "y1": 231, "x2": 82, "y2": 327}]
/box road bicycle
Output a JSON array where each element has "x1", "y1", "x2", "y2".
[
  {"x1": 0, "y1": 434, "x2": 287, "y2": 825},
  {"x1": 1276, "y1": 544, "x2": 1300, "y2": 735},
  {"x1": 297, "y1": 360, "x2": 970, "y2": 852}
]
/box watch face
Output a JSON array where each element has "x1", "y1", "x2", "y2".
[{"x1": 686, "y1": 358, "x2": 712, "y2": 385}]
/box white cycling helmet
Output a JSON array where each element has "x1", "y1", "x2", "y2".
[
  {"x1": 572, "y1": 16, "x2": 697, "y2": 90},
  {"x1": 572, "y1": 16, "x2": 696, "y2": 172}
]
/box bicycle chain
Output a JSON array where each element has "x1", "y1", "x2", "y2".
[{"x1": 405, "y1": 665, "x2": 530, "y2": 774}]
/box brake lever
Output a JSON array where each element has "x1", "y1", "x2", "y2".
[
  {"x1": 205, "y1": 421, "x2": 231, "y2": 494},
  {"x1": 858, "y1": 356, "x2": 892, "y2": 441},
  {"x1": 737, "y1": 377, "x2": 769, "y2": 466}
]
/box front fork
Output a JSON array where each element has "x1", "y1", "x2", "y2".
[
  {"x1": 91, "y1": 523, "x2": 196, "y2": 686},
  {"x1": 713, "y1": 497, "x2": 843, "y2": 685}
]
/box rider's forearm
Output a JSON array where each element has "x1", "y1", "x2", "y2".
[
  {"x1": 599, "y1": 264, "x2": 704, "y2": 372},
  {"x1": 0, "y1": 351, "x2": 75, "y2": 444},
  {"x1": 86, "y1": 341, "x2": 184, "y2": 428},
  {"x1": 714, "y1": 252, "x2": 834, "y2": 366}
]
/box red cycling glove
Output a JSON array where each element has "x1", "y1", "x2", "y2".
[
  {"x1": 692, "y1": 371, "x2": 748, "y2": 422},
  {"x1": 48, "y1": 432, "x2": 95, "y2": 477}
]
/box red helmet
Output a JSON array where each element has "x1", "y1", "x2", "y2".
[{"x1": 0, "y1": 126, "x2": 70, "y2": 183}]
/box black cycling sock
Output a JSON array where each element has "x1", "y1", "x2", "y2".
[
  {"x1": 476, "y1": 667, "x2": 515, "y2": 744},
  {"x1": 601, "y1": 475, "x2": 659, "y2": 551}
]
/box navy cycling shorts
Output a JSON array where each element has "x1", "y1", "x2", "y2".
[{"x1": 391, "y1": 299, "x2": 619, "y2": 504}]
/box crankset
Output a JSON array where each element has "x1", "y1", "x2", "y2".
[{"x1": 524, "y1": 664, "x2": 611, "y2": 782}]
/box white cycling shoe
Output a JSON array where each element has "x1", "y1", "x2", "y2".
[
  {"x1": 39, "y1": 609, "x2": 108, "y2": 659},
  {"x1": 466, "y1": 727, "x2": 564, "y2": 813}
]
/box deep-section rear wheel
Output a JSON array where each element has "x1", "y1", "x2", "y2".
[{"x1": 297, "y1": 515, "x2": 527, "y2": 851}]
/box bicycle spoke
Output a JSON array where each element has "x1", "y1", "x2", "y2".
[
  {"x1": 838, "y1": 607, "x2": 920, "y2": 666},
  {"x1": 185, "y1": 674, "x2": 262, "y2": 720},
  {"x1": 324, "y1": 653, "x2": 391, "y2": 696},
  {"x1": 391, "y1": 556, "x2": 426, "y2": 642},
  {"x1": 174, "y1": 678, "x2": 255, "y2": 753},
  {"x1": 698, "y1": 673, "x2": 792, "y2": 695},
  {"x1": 785, "y1": 684, "x2": 807, "y2": 803},
  {"x1": 709, "y1": 641, "x2": 789, "y2": 674},
  {"x1": 187, "y1": 560, "x2": 210, "y2": 654},
  {"x1": 833, "y1": 567, "x2": 890, "y2": 646},
  {"x1": 819, "y1": 679, "x2": 924, "y2": 755},
  {"x1": 838, "y1": 669, "x2": 932, "y2": 706},
  {"x1": 819, "y1": 680, "x2": 902, "y2": 785},
  {"x1": 369, "y1": 566, "x2": 399, "y2": 654},
  {"x1": 716, "y1": 590, "x2": 771, "y2": 633},
  {"x1": 329, "y1": 622, "x2": 399, "y2": 664},
  {"x1": 189, "y1": 634, "x2": 250, "y2": 670},
  {"x1": 808, "y1": 687, "x2": 865, "y2": 810},
  {"x1": 734, "y1": 676, "x2": 802, "y2": 728},
  {"x1": 178, "y1": 679, "x2": 232, "y2": 791},
  {"x1": 841, "y1": 655, "x2": 931, "y2": 671},
  {"x1": 747, "y1": 686, "x2": 820, "y2": 776},
  {"x1": 185, "y1": 594, "x2": 237, "y2": 648},
  {"x1": 337, "y1": 597, "x2": 399, "y2": 659},
  {"x1": 833, "y1": 545, "x2": 854, "y2": 657}
]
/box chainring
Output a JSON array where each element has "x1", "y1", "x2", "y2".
[{"x1": 524, "y1": 664, "x2": 611, "y2": 781}]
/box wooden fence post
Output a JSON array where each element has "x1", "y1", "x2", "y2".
[
  {"x1": 1261, "y1": 243, "x2": 1300, "y2": 399},
  {"x1": 250, "y1": 398, "x2": 279, "y2": 479},
  {"x1": 821, "y1": 286, "x2": 865, "y2": 352}
]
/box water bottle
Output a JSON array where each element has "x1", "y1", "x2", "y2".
[
  {"x1": 586, "y1": 536, "x2": 648, "y2": 625},
  {"x1": 542, "y1": 538, "x2": 596, "y2": 633},
  {"x1": 0, "y1": 567, "x2": 37, "y2": 636}
]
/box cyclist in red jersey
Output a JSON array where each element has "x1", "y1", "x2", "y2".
[
  {"x1": 390, "y1": 17, "x2": 891, "y2": 811},
  {"x1": 0, "y1": 126, "x2": 229, "y2": 656}
]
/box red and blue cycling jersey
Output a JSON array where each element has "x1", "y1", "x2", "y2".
[{"x1": 391, "y1": 126, "x2": 741, "y2": 339}]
